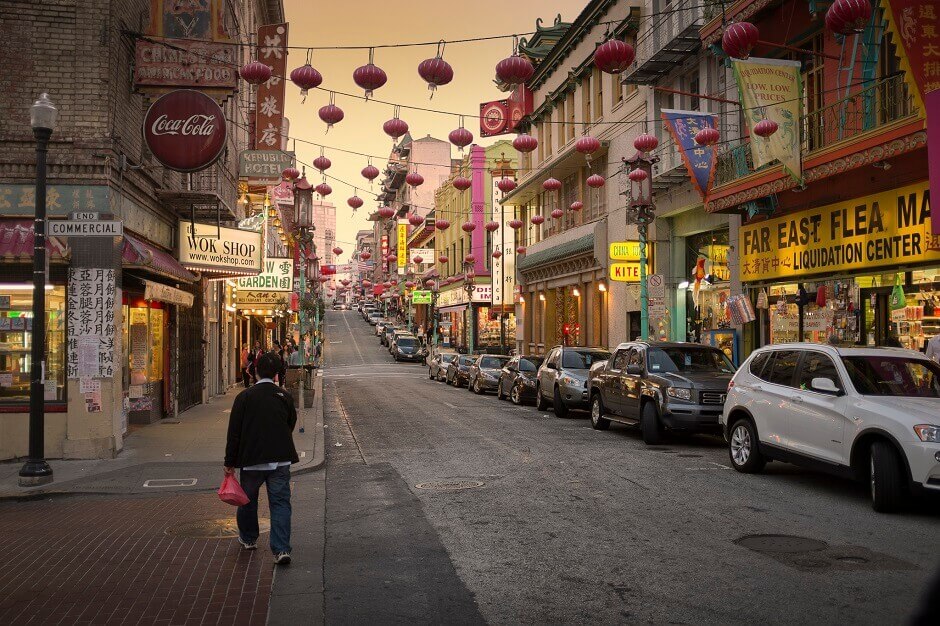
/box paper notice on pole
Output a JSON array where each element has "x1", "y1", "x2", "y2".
[
  {"x1": 79, "y1": 336, "x2": 100, "y2": 373},
  {"x1": 84, "y1": 390, "x2": 102, "y2": 413},
  {"x1": 44, "y1": 379, "x2": 57, "y2": 401},
  {"x1": 0, "y1": 372, "x2": 12, "y2": 387},
  {"x1": 80, "y1": 377, "x2": 100, "y2": 393}
]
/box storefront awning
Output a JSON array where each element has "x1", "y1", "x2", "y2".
[
  {"x1": 0, "y1": 220, "x2": 69, "y2": 261},
  {"x1": 518, "y1": 233, "x2": 595, "y2": 271},
  {"x1": 123, "y1": 234, "x2": 197, "y2": 284}
]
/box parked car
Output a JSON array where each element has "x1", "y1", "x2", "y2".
[
  {"x1": 428, "y1": 352, "x2": 458, "y2": 381},
  {"x1": 367, "y1": 311, "x2": 383, "y2": 325},
  {"x1": 388, "y1": 329, "x2": 413, "y2": 354},
  {"x1": 588, "y1": 342, "x2": 735, "y2": 444},
  {"x1": 722, "y1": 344, "x2": 940, "y2": 513},
  {"x1": 446, "y1": 355, "x2": 476, "y2": 387},
  {"x1": 536, "y1": 346, "x2": 611, "y2": 417},
  {"x1": 467, "y1": 355, "x2": 511, "y2": 394},
  {"x1": 497, "y1": 356, "x2": 544, "y2": 404},
  {"x1": 382, "y1": 325, "x2": 400, "y2": 346},
  {"x1": 391, "y1": 334, "x2": 426, "y2": 362},
  {"x1": 375, "y1": 320, "x2": 391, "y2": 337}
]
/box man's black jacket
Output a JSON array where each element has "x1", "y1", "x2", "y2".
[{"x1": 224, "y1": 382, "x2": 299, "y2": 468}]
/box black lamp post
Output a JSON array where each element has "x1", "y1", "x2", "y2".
[
  {"x1": 20, "y1": 93, "x2": 57, "y2": 487},
  {"x1": 463, "y1": 261, "x2": 476, "y2": 353}
]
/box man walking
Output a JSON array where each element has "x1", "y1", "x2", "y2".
[
  {"x1": 240, "y1": 344, "x2": 250, "y2": 388},
  {"x1": 224, "y1": 352, "x2": 298, "y2": 565}
]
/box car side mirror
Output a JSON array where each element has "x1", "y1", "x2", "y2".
[
  {"x1": 546, "y1": 362, "x2": 557, "y2": 370},
  {"x1": 810, "y1": 377, "x2": 841, "y2": 395},
  {"x1": 626, "y1": 365, "x2": 643, "y2": 375}
]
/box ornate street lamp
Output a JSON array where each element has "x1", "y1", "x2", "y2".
[
  {"x1": 20, "y1": 93, "x2": 57, "y2": 487},
  {"x1": 463, "y1": 260, "x2": 476, "y2": 354},
  {"x1": 624, "y1": 145, "x2": 659, "y2": 341}
]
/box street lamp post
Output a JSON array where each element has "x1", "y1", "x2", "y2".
[
  {"x1": 464, "y1": 262, "x2": 476, "y2": 354},
  {"x1": 624, "y1": 151, "x2": 658, "y2": 341},
  {"x1": 20, "y1": 93, "x2": 57, "y2": 487}
]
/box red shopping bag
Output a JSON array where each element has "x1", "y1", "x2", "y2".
[{"x1": 218, "y1": 474, "x2": 250, "y2": 506}]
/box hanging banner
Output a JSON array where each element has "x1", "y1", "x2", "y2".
[
  {"x1": 661, "y1": 109, "x2": 718, "y2": 199},
  {"x1": 397, "y1": 220, "x2": 408, "y2": 270},
  {"x1": 882, "y1": 0, "x2": 939, "y2": 115},
  {"x1": 928, "y1": 90, "x2": 940, "y2": 235},
  {"x1": 254, "y1": 23, "x2": 288, "y2": 150},
  {"x1": 731, "y1": 58, "x2": 803, "y2": 182}
]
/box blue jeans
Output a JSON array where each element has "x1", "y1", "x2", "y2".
[{"x1": 237, "y1": 465, "x2": 292, "y2": 554}]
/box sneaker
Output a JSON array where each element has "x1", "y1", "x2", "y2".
[
  {"x1": 274, "y1": 552, "x2": 292, "y2": 565},
  {"x1": 237, "y1": 537, "x2": 257, "y2": 550}
]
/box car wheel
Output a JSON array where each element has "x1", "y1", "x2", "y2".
[
  {"x1": 496, "y1": 381, "x2": 505, "y2": 400},
  {"x1": 728, "y1": 418, "x2": 765, "y2": 473},
  {"x1": 535, "y1": 384, "x2": 548, "y2": 411},
  {"x1": 553, "y1": 386, "x2": 569, "y2": 418},
  {"x1": 590, "y1": 394, "x2": 610, "y2": 430},
  {"x1": 870, "y1": 441, "x2": 905, "y2": 513},
  {"x1": 511, "y1": 384, "x2": 523, "y2": 405},
  {"x1": 640, "y1": 402, "x2": 664, "y2": 445}
]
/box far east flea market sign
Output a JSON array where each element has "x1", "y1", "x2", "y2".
[
  {"x1": 739, "y1": 181, "x2": 935, "y2": 282},
  {"x1": 143, "y1": 90, "x2": 227, "y2": 173},
  {"x1": 178, "y1": 222, "x2": 263, "y2": 275}
]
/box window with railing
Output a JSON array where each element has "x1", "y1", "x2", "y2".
[
  {"x1": 582, "y1": 78, "x2": 592, "y2": 127},
  {"x1": 563, "y1": 174, "x2": 578, "y2": 229},
  {"x1": 792, "y1": 34, "x2": 825, "y2": 151},
  {"x1": 567, "y1": 91, "x2": 576, "y2": 142},
  {"x1": 546, "y1": 111, "x2": 554, "y2": 160},
  {"x1": 543, "y1": 189, "x2": 559, "y2": 236},
  {"x1": 593, "y1": 67, "x2": 604, "y2": 119}
]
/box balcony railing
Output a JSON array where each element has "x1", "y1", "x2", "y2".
[{"x1": 713, "y1": 74, "x2": 916, "y2": 188}]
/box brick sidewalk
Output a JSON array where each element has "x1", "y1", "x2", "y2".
[{"x1": 0, "y1": 493, "x2": 274, "y2": 626}]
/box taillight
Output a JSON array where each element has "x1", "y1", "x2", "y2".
[{"x1": 727, "y1": 380, "x2": 735, "y2": 392}]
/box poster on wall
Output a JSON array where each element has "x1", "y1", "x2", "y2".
[{"x1": 67, "y1": 269, "x2": 116, "y2": 380}]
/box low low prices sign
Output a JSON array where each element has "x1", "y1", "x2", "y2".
[{"x1": 143, "y1": 89, "x2": 227, "y2": 173}]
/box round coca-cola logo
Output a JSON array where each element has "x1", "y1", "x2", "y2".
[{"x1": 143, "y1": 90, "x2": 226, "y2": 172}]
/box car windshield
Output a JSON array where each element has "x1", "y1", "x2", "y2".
[
  {"x1": 562, "y1": 350, "x2": 610, "y2": 369},
  {"x1": 647, "y1": 347, "x2": 735, "y2": 374},
  {"x1": 396, "y1": 337, "x2": 416, "y2": 347},
  {"x1": 519, "y1": 357, "x2": 543, "y2": 372},
  {"x1": 441, "y1": 354, "x2": 457, "y2": 363},
  {"x1": 842, "y1": 355, "x2": 940, "y2": 397},
  {"x1": 458, "y1": 356, "x2": 475, "y2": 366},
  {"x1": 480, "y1": 356, "x2": 510, "y2": 369}
]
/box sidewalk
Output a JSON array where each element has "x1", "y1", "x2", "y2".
[{"x1": 0, "y1": 374, "x2": 325, "y2": 499}]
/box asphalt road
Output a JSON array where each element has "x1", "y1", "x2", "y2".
[{"x1": 320, "y1": 309, "x2": 940, "y2": 625}]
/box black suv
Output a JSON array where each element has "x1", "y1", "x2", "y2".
[{"x1": 588, "y1": 342, "x2": 736, "y2": 444}]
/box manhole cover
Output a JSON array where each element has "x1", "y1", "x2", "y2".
[
  {"x1": 166, "y1": 518, "x2": 270, "y2": 539},
  {"x1": 735, "y1": 534, "x2": 829, "y2": 553},
  {"x1": 414, "y1": 480, "x2": 484, "y2": 491}
]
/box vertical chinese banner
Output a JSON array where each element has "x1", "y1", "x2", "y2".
[
  {"x1": 661, "y1": 109, "x2": 719, "y2": 199},
  {"x1": 255, "y1": 23, "x2": 288, "y2": 150},
  {"x1": 882, "y1": 1, "x2": 939, "y2": 114},
  {"x1": 397, "y1": 220, "x2": 408, "y2": 275}
]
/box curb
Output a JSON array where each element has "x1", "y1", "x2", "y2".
[{"x1": 292, "y1": 372, "x2": 325, "y2": 476}]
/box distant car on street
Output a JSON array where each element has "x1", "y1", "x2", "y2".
[
  {"x1": 367, "y1": 311, "x2": 383, "y2": 325},
  {"x1": 722, "y1": 343, "x2": 940, "y2": 513},
  {"x1": 391, "y1": 334, "x2": 426, "y2": 362},
  {"x1": 428, "y1": 352, "x2": 458, "y2": 381},
  {"x1": 588, "y1": 342, "x2": 735, "y2": 444},
  {"x1": 467, "y1": 355, "x2": 511, "y2": 394},
  {"x1": 446, "y1": 355, "x2": 476, "y2": 387},
  {"x1": 381, "y1": 324, "x2": 400, "y2": 346},
  {"x1": 536, "y1": 346, "x2": 611, "y2": 417},
  {"x1": 497, "y1": 356, "x2": 544, "y2": 405}
]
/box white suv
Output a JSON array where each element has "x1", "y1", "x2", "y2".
[{"x1": 722, "y1": 344, "x2": 940, "y2": 512}]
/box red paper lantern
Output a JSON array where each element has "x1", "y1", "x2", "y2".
[
  {"x1": 383, "y1": 117, "x2": 409, "y2": 140},
  {"x1": 406, "y1": 171, "x2": 424, "y2": 187},
  {"x1": 587, "y1": 174, "x2": 605, "y2": 188},
  {"x1": 412, "y1": 255, "x2": 424, "y2": 264},
  {"x1": 408, "y1": 213, "x2": 423, "y2": 227},
  {"x1": 464, "y1": 254, "x2": 476, "y2": 264},
  {"x1": 290, "y1": 63, "x2": 322, "y2": 100},
  {"x1": 508, "y1": 219, "x2": 524, "y2": 229},
  {"x1": 551, "y1": 208, "x2": 564, "y2": 219},
  {"x1": 576, "y1": 135, "x2": 601, "y2": 155},
  {"x1": 512, "y1": 134, "x2": 538, "y2": 153},
  {"x1": 405, "y1": 281, "x2": 416, "y2": 289},
  {"x1": 484, "y1": 220, "x2": 500, "y2": 232},
  {"x1": 628, "y1": 168, "x2": 648, "y2": 182},
  {"x1": 516, "y1": 246, "x2": 527, "y2": 255},
  {"x1": 240, "y1": 60, "x2": 271, "y2": 85},
  {"x1": 722, "y1": 21, "x2": 759, "y2": 60},
  {"x1": 282, "y1": 167, "x2": 300, "y2": 180},
  {"x1": 492, "y1": 250, "x2": 503, "y2": 259},
  {"x1": 319, "y1": 103, "x2": 344, "y2": 130},
  {"x1": 825, "y1": 0, "x2": 872, "y2": 36},
  {"x1": 362, "y1": 280, "x2": 372, "y2": 287},
  {"x1": 634, "y1": 133, "x2": 659, "y2": 153},
  {"x1": 378, "y1": 206, "x2": 395, "y2": 219},
  {"x1": 417, "y1": 46, "x2": 454, "y2": 98},
  {"x1": 497, "y1": 178, "x2": 517, "y2": 193},
  {"x1": 461, "y1": 221, "x2": 476, "y2": 233},
  {"x1": 543, "y1": 177, "x2": 562, "y2": 192},
  {"x1": 314, "y1": 155, "x2": 331, "y2": 172},
  {"x1": 316, "y1": 183, "x2": 332, "y2": 197},
  {"x1": 353, "y1": 49, "x2": 387, "y2": 99},
  {"x1": 435, "y1": 219, "x2": 450, "y2": 230},
  {"x1": 439, "y1": 255, "x2": 449, "y2": 264},
  {"x1": 347, "y1": 195, "x2": 364, "y2": 209},
  {"x1": 453, "y1": 176, "x2": 472, "y2": 191},
  {"x1": 449, "y1": 126, "x2": 473, "y2": 150},
  {"x1": 362, "y1": 164, "x2": 380, "y2": 181},
  {"x1": 332, "y1": 246, "x2": 343, "y2": 256},
  {"x1": 318, "y1": 276, "x2": 329, "y2": 283},
  {"x1": 360, "y1": 251, "x2": 372, "y2": 260},
  {"x1": 569, "y1": 201, "x2": 584, "y2": 212},
  {"x1": 594, "y1": 39, "x2": 635, "y2": 74},
  {"x1": 495, "y1": 54, "x2": 534, "y2": 86},
  {"x1": 753, "y1": 119, "x2": 779, "y2": 138},
  {"x1": 530, "y1": 214, "x2": 545, "y2": 225},
  {"x1": 694, "y1": 127, "x2": 720, "y2": 146},
  {"x1": 387, "y1": 255, "x2": 397, "y2": 264}
]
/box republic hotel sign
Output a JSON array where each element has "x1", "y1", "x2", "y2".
[{"x1": 739, "y1": 181, "x2": 935, "y2": 281}]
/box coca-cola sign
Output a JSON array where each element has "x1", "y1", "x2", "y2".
[{"x1": 143, "y1": 90, "x2": 227, "y2": 172}]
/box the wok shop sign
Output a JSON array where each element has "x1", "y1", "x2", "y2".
[
  {"x1": 739, "y1": 181, "x2": 934, "y2": 281},
  {"x1": 143, "y1": 90, "x2": 227, "y2": 172},
  {"x1": 178, "y1": 222, "x2": 263, "y2": 275}
]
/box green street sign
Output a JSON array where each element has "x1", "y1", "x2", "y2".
[{"x1": 411, "y1": 290, "x2": 432, "y2": 304}]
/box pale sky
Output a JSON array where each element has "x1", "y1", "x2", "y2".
[{"x1": 282, "y1": 0, "x2": 583, "y2": 264}]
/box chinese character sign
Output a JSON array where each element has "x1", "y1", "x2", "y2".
[
  {"x1": 883, "y1": 0, "x2": 940, "y2": 112},
  {"x1": 661, "y1": 109, "x2": 719, "y2": 199},
  {"x1": 254, "y1": 23, "x2": 288, "y2": 150},
  {"x1": 67, "y1": 269, "x2": 116, "y2": 379},
  {"x1": 732, "y1": 58, "x2": 803, "y2": 182}
]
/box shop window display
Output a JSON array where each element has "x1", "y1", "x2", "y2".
[{"x1": 0, "y1": 287, "x2": 66, "y2": 403}]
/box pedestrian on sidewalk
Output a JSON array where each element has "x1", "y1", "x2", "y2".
[
  {"x1": 240, "y1": 344, "x2": 251, "y2": 388},
  {"x1": 224, "y1": 352, "x2": 299, "y2": 565}
]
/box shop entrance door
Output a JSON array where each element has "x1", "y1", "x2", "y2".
[
  {"x1": 177, "y1": 295, "x2": 204, "y2": 413},
  {"x1": 861, "y1": 289, "x2": 890, "y2": 346}
]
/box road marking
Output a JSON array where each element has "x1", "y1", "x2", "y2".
[
  {"x1": 443, "y1": 402, "x2": 459, "y2": 409},
  {"x1": 329, "y1": 341, "x2": 343, "y2": 344},
  {"x1": 341, "y1": 312, "x2": 365, "y2": 364},
  {"x1": 143, "y1": 478, "x2": 197, "y2": 488}
]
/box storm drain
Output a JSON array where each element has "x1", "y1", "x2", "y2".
[
  {"x1": 735, "y1": 534, "x2": 914, "y2": 572},
  {"x1": 415, "y1": 480, "x2": 484, "y2": 491},
  {"x1": 166, "y1": 518, "x2": 270, "y2": 539}
]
